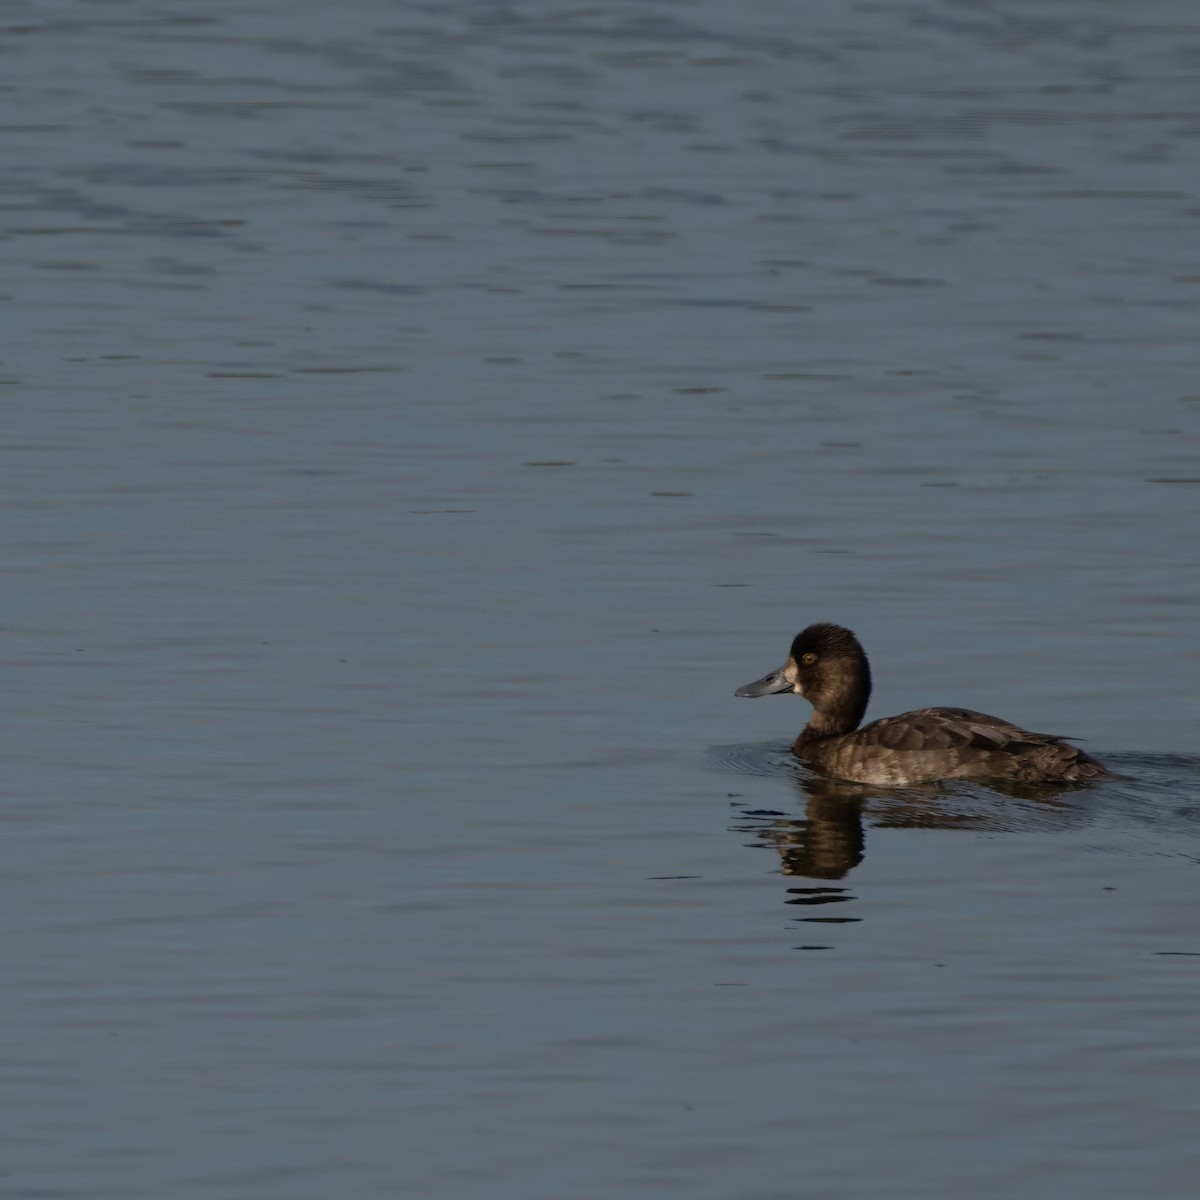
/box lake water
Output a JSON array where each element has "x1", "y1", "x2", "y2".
[{"x1": 3, "y1": 1, "x2": 1199, "y2": 1197}]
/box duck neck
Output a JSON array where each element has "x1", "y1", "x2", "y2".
[
  {"x1": 799, "y1": 703, "x2": 864, "y2": 744},
  {"x1": 798, "y1": 664, "x2": 870, "y2": 743}
]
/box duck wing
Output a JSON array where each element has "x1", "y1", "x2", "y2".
[{"x1": 857, "y1": 707, "x2": 1067, "y2": 754}]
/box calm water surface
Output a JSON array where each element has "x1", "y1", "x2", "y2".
[{"x1": 3, "y1": 1, "x2": 1199, "y2": 1197}]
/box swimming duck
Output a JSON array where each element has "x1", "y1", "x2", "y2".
[{"x1": 735, "y1": 623, "x2": 1108, "y2": 787}]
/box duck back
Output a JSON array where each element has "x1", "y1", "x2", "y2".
[{"x1": 797, "y1": 706, "x2": 1108, "y2": 787}]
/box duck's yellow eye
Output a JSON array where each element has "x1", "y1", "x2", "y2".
[{"x1": 800, "y1": 652, "x2": 817, "y2": 666}]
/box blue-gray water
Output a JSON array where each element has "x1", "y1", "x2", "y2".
[{"x1": 4, "y1": 2, "x2": 1199, "y2": 1197}]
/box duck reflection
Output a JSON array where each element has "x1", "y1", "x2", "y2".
[
  {"x1": 730, "y1": 766, "x2": 1090, "y2": 882},
  {"x1": 733, "y1": 783, "x2": 867, "y2": 880}
]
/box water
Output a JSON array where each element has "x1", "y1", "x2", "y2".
[{"x1": 3, "y1": 1, "x2": 1199, "y2": 1196}]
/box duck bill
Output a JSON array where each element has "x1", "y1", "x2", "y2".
[{"x1": 735, "y1": 665, "x2": 793, "y2": 698}]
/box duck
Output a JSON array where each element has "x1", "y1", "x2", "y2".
[{"x1": 735, "y1": 623, "x2": 1108, "y2": 787}]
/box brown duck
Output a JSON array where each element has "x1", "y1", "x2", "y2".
[{"x1": 736, "y1": 623, "x2": 1108, "y2": 787}]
